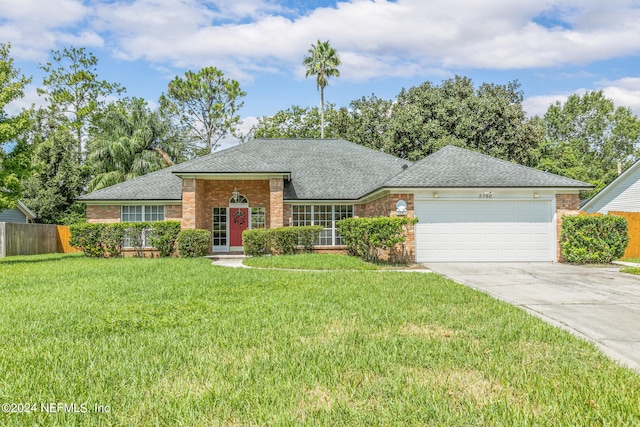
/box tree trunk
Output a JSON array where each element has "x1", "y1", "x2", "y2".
[{"x1": 320, "y1": 86, "x2": 325, "y2": 139}]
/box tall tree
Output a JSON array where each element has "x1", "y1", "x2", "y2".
[
  {"x1": 160, "y1": 67, "x2": 246, "y2": 155},
  {"x1": 535, "y1": 91, "x2": 640, "y2": 197},
  {"x1": 38, "y1": 47, "x2": 125, "y2": 159},
  {"x1": 0, "y1": 43, "x2": 32, "y2": 211},
  {"x1": 342, "y1": 94, "x2": 392, "y2": 151},
  {"x1": 303, "y1": 40, "x2": 341, "y2": 139},
  {"x1": 385, "y1": 76, "x2": 543, "y2": 163},
  {"x1": 87, "y1": 98, "x2": 190, "y2": 191},
  {"x1": 248, "y1": 103, "x2": 343, "y2": 139},
  {"x1": 20, "y1": 119, "x2": 88, "y2": 224}
]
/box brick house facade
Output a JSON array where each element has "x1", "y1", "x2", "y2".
[{"x1": 79, "y1": 139, "x2": 590, "y2": 262}]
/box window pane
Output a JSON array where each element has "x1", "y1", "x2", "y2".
[
  {"x1": 251, "y1": 207, "x2": 265, "y2": 229},
  {"x1": 334, "y1": 205, "x2": 353, "y2": 245},
  {"x1": 144, "y1": 205, "x2": 165, "y2": 222},
  {"x1": 213, "y1": 207, "x2": 227, "y2": 246}
]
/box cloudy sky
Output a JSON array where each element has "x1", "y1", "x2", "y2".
[{"x1": 2, "y1": 0, "x2": 640, "y2": 141}]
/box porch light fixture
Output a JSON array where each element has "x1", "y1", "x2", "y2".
[
  {"x1": 232, "y1": 188, "x2": 239, "y2": 203},
  {"x1": 533, "y1": 192, "x2": 539, "y2": 198},
  {"x1": 433, "y1": 192, "x2": 439, "y2": 198},
  {"x1": 396, "y1": 200, "x2": 407, "y2": 216}
]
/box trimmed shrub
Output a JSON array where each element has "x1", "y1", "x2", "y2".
[
  {"x1": 337, "y1": 216, "x2": 418, "y2": 263},
  {"x1": 69, "y1": 223, "x2": 105, "y2": 257},
  {"x1": 123, "y1": 222, "x2": 151, "y2": 258},
  {"x1": 242, "y1": 226, "x2": 324, "y2": 257},
  {"x1": 269, "y1": 227, "x2": 300, "y2": 255},
  {"x1": 561, "y1": 215, "x2": 629, "y2": 263},
  {"x1": 101, "y1": 223, "x2": 127, "y2": 258},
  {"x1": 297, "y1": 225, "x2": 324, "y2": 252},
  {"x1": 149, "y1": 221, "x2": 181, "y2": 257},
  {"x1": 177, "y1": 229, "x2": 211, "y2": 258},
  {"x1": 243, "y1": 229, "x2": 271, "y2": 257}
]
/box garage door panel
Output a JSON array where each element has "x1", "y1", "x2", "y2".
[{"x1": 415, "y1": 200, "x2": 554, "y2": 262}]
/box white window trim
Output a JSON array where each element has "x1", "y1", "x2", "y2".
[
  {"x1": 291, "y1": 205, "x2": 353, "y2": 246},
  {"x1": 120, "y1": 205, "x2": 165, "y2": 223}
]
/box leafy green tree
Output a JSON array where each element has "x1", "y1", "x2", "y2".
[
  {"x1": 0, "y1": 43, "x2": 32, "y2": 211},
  {"x1": 38, "y1": 47, "x2": 125, "y2": 159},
  {"x1": 160, "y1": 67, "x2": 245, "y2": 155},
  {"x1": 535, "y1": 91, "x2": 640, "y2": 197},
  {"x1": 21, "y1": 121, "x2": 88, "y2": 224},
  {"x1": 303, "y1": 40, "x2": 341, "y2": 139},
  {"x1": 385, "y1": 76, "x2": 543, "y2": 163},
  {"x1": 249, "y1": 103, "x2": 344, "y2": 139},
  {"x1": 341, "y1": 94, "x2": 392, "y2": 151},
  {"x1": 87, "y1": 98, "x2": 190, "y2": 191}
]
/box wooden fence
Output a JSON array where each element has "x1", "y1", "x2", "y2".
[
  {"x1": 0, "y1": 223, "x2": 79, "y2": 257},
  {"x1": 610, "y1": 211, "x2": 640, "y2": 259},
  {"x1": 57, "y1": 225, "x2": 80, "y2": 254}
]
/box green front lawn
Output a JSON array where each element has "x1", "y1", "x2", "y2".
[
  {"x1": 243, "y1": 253, "x2": 382, "y2": 270},
  {"x1": 1, "y1": 254, "x2": 639, "y2": 426}
]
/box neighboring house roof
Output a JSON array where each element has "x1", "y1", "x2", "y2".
[
  {"x1": 78, "y1": 140, "x2": 591, "y2": 203},
  {"x1": 17, "y1": 200, "x2": 36, "y2": 220},
  {"x1": 77, "y1": 165, "x2": 183, "y2": 201},
  {"x1": 0, "y1": 200, "x2": 36, "y2": 222},
  {"x1": 580, "y1": 158, "x2": 640, "y2": 213},
  {"x1": 385, "y1": 145, "x2": 593, "y2": 189}
]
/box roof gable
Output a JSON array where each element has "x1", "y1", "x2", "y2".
[
  {"x1": 175, "y1": 138, "x2": 412, "y2": 200},
  {"x1": 581, "y1": 159, "x2": 640, "y2": 213},
  {"x1": 384, "y1": 145, "x2": 593, "y2": 189}
]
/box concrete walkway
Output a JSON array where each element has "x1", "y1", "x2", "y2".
[{"x1": 425, "y1": 262, "x2": 640, "y2": 373}]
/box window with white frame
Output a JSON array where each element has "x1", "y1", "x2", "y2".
[
  {"x1": 121, "y1": 205, "x2": 165, "y2": 222},
  {"x1": 121, "y1": 205, "x2": 165, "y2": 247},
  {"x1": 291, "y1": 205, "x2": 353, "y2": 246},
  {"x1": 212, "y1": 208, "x2": 227, "y2": 247},
  {"x1": 251, "y1": 207, "x2": 266, "y2": 229}
]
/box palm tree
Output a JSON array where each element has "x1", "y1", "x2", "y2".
[
  {"x1": 303, "y1": 40, "x2": 341, "y2": 139},
  {"x1": 87, "y1": 98, "x2": 190, "y2": 191}
]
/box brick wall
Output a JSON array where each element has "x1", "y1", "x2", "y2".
[
  {"x1": 556, "y1": 193, "x2": 581, "y2": 260},
  {"x1": 86, "y1": 205, "x2": 121, "y2": 223},
  {"x1": 165, "y1": 204, "x2": 182, "y2": 221},
  {"x1": 194, "y1": 179, "x2": 271, "y2": 233},
  {"x1": 354, "y1": 193, "x2": 416, "y2": 260},
  {"x1": 181, "y1": 178, "x2": 196, "y2": 229},
  {"x1": 269, "y1": 178, "x2": 284, "y2": 228}
]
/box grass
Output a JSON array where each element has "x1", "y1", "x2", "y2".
[
  {"x1": 243, "y1": 253, "x2": 382, "y2": 270},
  {"x1": 621, "y1": 257, "x2": 640, "y2": 264},
  {"x1": 1, "y1": 254, "x2": 639, "y2": 426},
  {"x1": 621, "y1": 267, "x2": 640, "y2": 275}
]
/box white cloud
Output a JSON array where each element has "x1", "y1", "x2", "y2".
[
  {"x1": 5, "y1": 85, "x2": 46, "y2": 116},
  {"x1": 3, "y1": 0, "x2": 640, "y2": 83},
  {"x1": 597, "y1": 77, "x2": 640, "y2": 116},
  {"x1": 0, "y1": 0, "x2": 94, "y2": 59},
  {"x1": 523, "y1": 77, "x2": 640, "y2": 117}
]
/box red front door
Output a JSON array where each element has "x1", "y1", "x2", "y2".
[{"x1": 229, "y1": 208, "x2": 249, "y2": 247}]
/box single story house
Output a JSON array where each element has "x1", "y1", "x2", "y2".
[
  {"x1": 78, "y1": 138, "x2": 591, "y2": 262},
  {"x1": 581, "y1": 159, "x2": 640, "y2": 214},
  {"x1": 0, "y1": 200, "x2": 36, "y2": 223}
]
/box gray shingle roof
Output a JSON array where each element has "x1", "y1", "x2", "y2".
[
  {"x1": 78, "y1": 141, "x2": 591, "y2": 202},
  {"x1": 384, "y1": 145, "x2": 592, "y2": 188},
  {"x1": 77, "y1": 165, "x2": 183, "y2": 201}
]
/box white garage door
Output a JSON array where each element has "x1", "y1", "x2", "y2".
[{"x1": 415, "y1": 199, "x2": 555, "y2": 262}]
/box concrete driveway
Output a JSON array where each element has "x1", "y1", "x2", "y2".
[{"x1": 425, "y1": 262, "x2": 640, "y2": 373}]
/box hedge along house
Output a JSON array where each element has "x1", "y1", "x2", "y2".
[{"x1": 78, "y1": 139, "x2": 591, "y2": 262}]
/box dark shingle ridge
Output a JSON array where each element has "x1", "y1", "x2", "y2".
[{"x1": 384, "y1": 145, "x2": 592, "y2": 188}]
